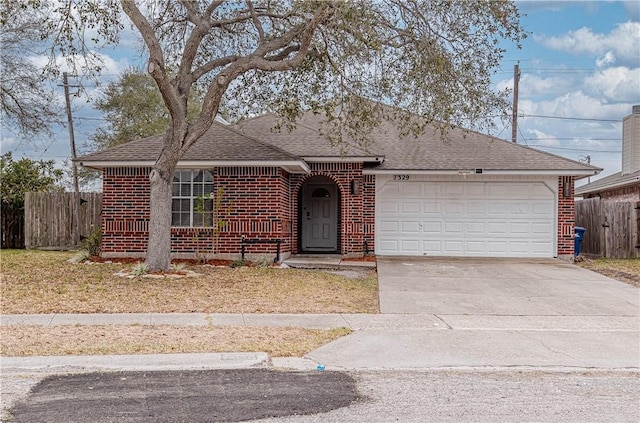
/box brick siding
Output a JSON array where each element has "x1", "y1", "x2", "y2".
[
  {"x1": 102, "y1": 167, "x2": 572, "y2": 259},
  {"x1": 290, "y1": 162, "x2": 368, "y2": 256},
  {"x1": 583, "y1": 184, "x2": 640, "y2": 202},
  {"x1": 557, "y1": 176, "x2": 575, "y2": 256}
]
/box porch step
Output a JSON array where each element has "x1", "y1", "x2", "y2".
[{"x1": 283, "y1": 256, "x2": 376, "y2": 270}]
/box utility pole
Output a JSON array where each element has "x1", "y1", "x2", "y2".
[
  {"x1": 62, "y1": 72, "x2": 80, "y2": 193},
  {"x1": 511, "y1": 62, "x2": 520, "y2": 143},
  {"x1": 61, "y1": 72, "x2": 82, "y2": 246}
]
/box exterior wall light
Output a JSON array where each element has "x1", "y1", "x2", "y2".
[{"x1": 351, "y1": 179, "x2": 361, "y2": 195}]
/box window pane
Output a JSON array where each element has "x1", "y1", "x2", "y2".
[
  {"x1": 203, "y1": 183, "x2": 214, "y2": 196},
  {"x1": 194, "y1": 184, "x2": 203, "y2": 197},
  {"x1": 180, "y1": 183, "x2": 191, "y2": 196},
  {"x1": 203, "y1": 171, "x2": 213, "y2": 182},
  {"x1": 172, "y1": 184, "x2": 181, "y2": 196}
]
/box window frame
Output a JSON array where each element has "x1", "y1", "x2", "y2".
[{"x1": 171, "y1": 169, "x2": 214, "y2": 228}]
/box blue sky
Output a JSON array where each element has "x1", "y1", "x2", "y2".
[{"x1": 2, "y1": 1, "x2": 639, "y2": 188}]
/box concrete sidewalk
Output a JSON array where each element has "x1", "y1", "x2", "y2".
[
  {"x1": 1, "y1": 312, "x2": 638, "y2": 332},
  {"x1": 2, "y1": 312, "x2": 638, "y2": 370}
]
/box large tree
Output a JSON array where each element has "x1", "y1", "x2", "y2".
[
  {"x1": 0, "y1": 1, "x2": 62, "y2": 138},
  {"x1": 52, "y1": 0, "x2": 524, "y2": 270},
  {"x1": 0, "y1": 153, "x2": 63, "y2": 248},
  {"x1": 91, "y1": 67, "x2": 202, "y2": 150}
]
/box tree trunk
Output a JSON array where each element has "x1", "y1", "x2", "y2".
[{"x1": 145, "y1": 165, "x2": 173, "y2": 271}]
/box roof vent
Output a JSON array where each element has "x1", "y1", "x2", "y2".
[{"x1": 633, "y1": 105, "x2": 640, "y2": 114}]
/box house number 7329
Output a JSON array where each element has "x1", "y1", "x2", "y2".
[{"x1": 393, "y1": 175, "x2": 409, "y2": 181}]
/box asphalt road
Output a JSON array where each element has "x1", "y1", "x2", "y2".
[{"x1": 5, "y1": 369, "x2": 639, "y2": 423}]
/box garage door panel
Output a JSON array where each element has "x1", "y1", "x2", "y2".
[
  {"x1": 531, "y1": 222, "x2": 553, "y2": 234},
  {"x1": 401, "y1": 221, "x2": 420, "y2": 233},
  {"x1": 401, "y1": 184, "x2": 422, "y2": 196},
  {"x1": 380, "y1": 201, "x2": 399, "y2": 214},
  {"x1": 400, "y1": 239, "x2": 420, "y2": 253},
  {"x1": 443, "y1": 240, "x2": 464, "y2": 254},
  {"x1": 532, "y1": 201, "x2": 555, "y2": 215},
  {"x1": 379, "y1": 220, "x2": 399, "y2": 233},
  {"x1": 487, "y1": 222, "x2": 508, "y2": 235},
  {"x1": 401, "y1": 202, "x2": 420, "y2": 214},
  {"x1": 376, "y1": 180, "x2": 555, "y2": 257},
  {"x1": 443, "y1": 184, "x2": 465, "y2": 196},
  {"x1": 486, "y1": 202, "x2": 510, "y2": 217},
  {"x1": 444, "y1": 222, "x2": 463, "y2": 234},
  {"x1": 466, "y1": 222, "x2": 486, "y2": 234},
  {"x1": 423, "y1": 221, "x2": 443, "y2": 234},
  {"x1": 444, "y1": 202, "x2": 464, "y2": 215}
]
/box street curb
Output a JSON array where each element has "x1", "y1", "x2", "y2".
[{"x1": 0, "y1": 352, "x2": 269, "y2": 372}]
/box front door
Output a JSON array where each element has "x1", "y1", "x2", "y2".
[{"x1": 301, "y1": 182, "x2": 338, "y2": 252}]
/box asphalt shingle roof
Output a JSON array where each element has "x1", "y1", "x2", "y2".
[
  {"x1": 575, "y1": 170, "x2": 640, "y2": 195},
  {"x1": 80, "y1": 111, "x2": 600, "y2": 175},
  {"x1": 237, "y1": 112, "x2": 600, "y2": 172},
  {"x1": 78, "y1": 121, "x2": 300, "y2": 164}
]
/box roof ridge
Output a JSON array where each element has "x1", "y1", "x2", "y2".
[{"x1": 218, "y1": 119, "x2": 303, "y2": 162}]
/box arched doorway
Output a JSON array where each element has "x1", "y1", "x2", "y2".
[{"x1": 299, "y1": 176, "x2": 339, "y2": 253}]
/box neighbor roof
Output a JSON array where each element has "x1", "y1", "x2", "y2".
[{"x1": 575, "y1": 170, "x2": 640, "y2": 196}]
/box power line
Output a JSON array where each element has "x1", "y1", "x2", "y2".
[
  {"x1": 528, "y1": 145, "x2": 621, "y2": 153},
  {"x1": 532, "y1": 137, "x2": 619, "y2": 141},
  {"x1": 520, "y1": 114, "x2": 620, "y2": 122}
]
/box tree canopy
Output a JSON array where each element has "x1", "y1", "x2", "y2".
[
  {"x1": 0, "y1": 152, "x2": 63, "y2": 215},
  {"x1": 47, "y1": 0, "x2": 525, "y2": 269},
  {"x1": 0, "y1": 1, "x2": 62, "y2": 138},
  {"x1": 91, "y1": 68, "x2": 203, "y2": 150}
]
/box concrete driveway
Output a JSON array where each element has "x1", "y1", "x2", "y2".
[
  {"x1": 377, "y1": 257, "x2": 639, "y2": 316},
  {"x1": 307, "y1": 257, "x2": 640, "y2": 369}
]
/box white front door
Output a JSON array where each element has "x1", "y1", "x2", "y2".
[{"x1": 375, "y1": 176, "x2": 556, "y2": 257}]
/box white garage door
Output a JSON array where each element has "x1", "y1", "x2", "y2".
[{"x1": 376, "y1": 179, "x2": 556, "y2": 257}]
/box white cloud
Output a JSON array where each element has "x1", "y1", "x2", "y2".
[
  {"x1": 536, "y1": 22, "x2": 640, "y2": 66},
  {"x1": 584, "y1": 67, "x2": 640, "y2": 103},
  {"x1": 28, "y1": 51, "x2": 130, "y2": 77},
  {"x1": 596, "y1": 51, "x2": 616, "y2": 67}
]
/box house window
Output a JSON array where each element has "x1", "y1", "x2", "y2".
[{"x1": 172, "y1": 170, "x2": 214, "y2": 227}]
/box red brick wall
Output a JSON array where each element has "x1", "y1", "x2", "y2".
[
  {"x1": 101, "y1": 166, "x2": 291, "y2": 259},
  {"x1": 214, "y1": 166, "x2": 290, "y2": 258},
  {"x1": 291, "y1": 163, "x2": 366, "y2": 256},
  {"x1": 363, "y1": 174, "x2": 376, "y2": 254},
  {"x1": 557, "y1": 176, "x2": 575, "y2": 256},
  {"x1": 102, "y1": 167, "x2": 151, "y2": 255},
  {"x1": 584, "y1": 184, "x2": 640, "y2": 202}
]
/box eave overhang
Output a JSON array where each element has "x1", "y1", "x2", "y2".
[
  {"x1": 363, "y1": 168, "x2": 602, "y2": 178},
  {"x1": 79, "y1": 160, "x2": 311, "y2": 174}
]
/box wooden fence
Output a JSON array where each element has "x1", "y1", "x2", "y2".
[
  {"x1": 24, "y1": 192, "x2": 102, "y2": 249},
  {"x1": 575, "y1": 198, "x2": 639, "y2": 258}
]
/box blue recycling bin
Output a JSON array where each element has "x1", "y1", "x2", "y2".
[{"x1": 574, "y1": 226, "x2": 586, "y2": 256}]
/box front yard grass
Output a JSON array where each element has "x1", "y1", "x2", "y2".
[
  {"x1": 0, "y1": 249, "x2": 379, "y2": 314},
  {"x1": 577, "y1": 257, "x2": 640, "y2": 288},
  {"x1": 1, "y1": 249, "x2": 375, "y2": 357},
  {"x1": 0, "y1": 325, "x2": 351, "y2": 357}
]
